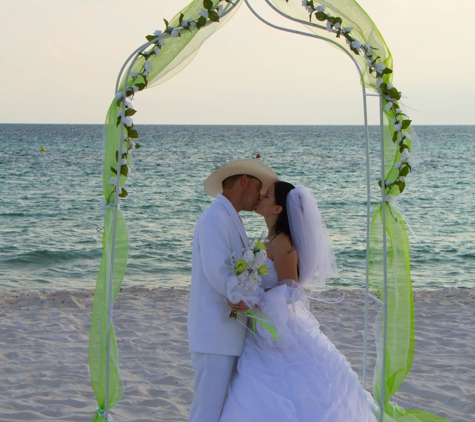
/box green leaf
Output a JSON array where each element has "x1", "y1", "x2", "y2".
[
  {"x1": 383, "y1": 67, "x2": 393, "y2": 75},
  {"x1": 315, "y1": 11, "x2": 327, "y2": 21},
  {"x1": 134, "y1": 142, "x2": 141, "y2": 149},
  {"x1": 115, "y1": 150, "x2": 119, "y2": 162},
  {"x1": 111, "y1": 166, "x2": 117, "y2": 175},
  {"x1": 120, "y1": 164, "x2": 128, "y2": 177},
  {"x1": 179, "y1": 13, "x2": 184, "y2": 24},
  {"x1": 388, "y1": 87, "x2": 401, "y2": 100},
  {"x1": 145, "y1": 35, "x2": 157, "y2": 42},
  {"x1": 119, "y1": 188, "x2": 128, "y2": 198},
  {"x1": 336, "y1": 29, "x2": 341, "y2": 38},
  {"x1": 401, "y1": 119, "x2": 412, "y2": 129},
  {"x1": 400, "y1": 166, "x2": 410, "y2": 177},
  {"x1": 135, "y1": 83, "x2": 146, "y2": 91},
  {"x1": 350, "y1": 46, "x2": 360, "y2": 55},
  {"x1": 163, "y1": 19, "x2": 169, "y2": 29},
  {"x1": 208, "y1": 11, "x2": 219, "y2": 22},
  {"x1": 343, "y1": 33, "x2": 354, "y2": 43},
  {"x1": 335, "y1": 17, "x2": 342, "y2": 24},
  {"x1": 196, "y1": 16, "x2": 207, "y2": 29},
  {"x1": 125, "y1": 108, "x2": 136, "y2": 117},
  {"x1": 398, "y1": 181, "x2": 406, "y2": 193},
  {"x1": 392, "y1": 132, "x2": 399, "y2": 142},
  {"x1": 116, "y1": 116, "x2": 121, "y2": 127},
  {"x1": 203, "y1": 0, "x2": 213, "y2": 9},
  {"x1": 128, "y1": 129, "x2": 139, "y2": 138}
]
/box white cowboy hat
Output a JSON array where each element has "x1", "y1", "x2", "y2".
[{"x1": 204, "y1": 159, "x2": 278, "y2": 197}]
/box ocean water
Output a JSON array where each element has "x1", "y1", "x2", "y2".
[{"x1": 0, "y1": 124, "x2": 474, "y2": 291}]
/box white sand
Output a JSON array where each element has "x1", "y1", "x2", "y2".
[{"x1": 0, "y1": 287, "x2": 473, "y2": 422}]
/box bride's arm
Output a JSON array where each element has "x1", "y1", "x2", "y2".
[
  {"x1": 269, "y1": 234, "x2": 298, "y2": 283},
  {"x1": 262, "y1": 235, "x2": 302, "y2": 312}
]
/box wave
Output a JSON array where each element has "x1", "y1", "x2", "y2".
[
  {"x1": 0, "y1": 249, "x2": 101, "y2": 266},
  {"x1": 0, "y1": 212, "x2": 27, "y2": 218}
]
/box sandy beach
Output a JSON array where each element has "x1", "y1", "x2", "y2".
[{"x1": 0, "y1": 287, "x2": 473, "y2": 422}]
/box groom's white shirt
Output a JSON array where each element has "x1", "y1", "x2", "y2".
[{"x1": 188, "y1": 194, "x2": 249, "y2": 356}]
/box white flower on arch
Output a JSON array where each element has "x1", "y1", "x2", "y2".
[{"x1": 375, "y1": 63, "x2": 386, "y2": 74}]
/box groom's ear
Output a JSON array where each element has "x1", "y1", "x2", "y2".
[{"x1": 240, "y1": 174, "x2": 249, "y2": 187}]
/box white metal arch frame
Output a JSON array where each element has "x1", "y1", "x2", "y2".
[{"x1": 104, "y1": 1, "x2": 390, "y2": 420}]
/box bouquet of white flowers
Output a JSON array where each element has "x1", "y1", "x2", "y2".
[{"x1": 227, "y1": 238, "x2": 269, "y2": 318}]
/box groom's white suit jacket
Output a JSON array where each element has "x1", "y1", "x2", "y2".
[{"x1": 188, "y1": 194, "x2": 249, "y2": 356}]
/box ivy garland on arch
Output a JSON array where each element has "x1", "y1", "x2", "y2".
[{"x1": 89, "y1": 1, "x2": 448, "y2": 421}]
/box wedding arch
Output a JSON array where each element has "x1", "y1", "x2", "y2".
[{"x1": 88, "y1": 1, "x2": 446, "y2": 421}]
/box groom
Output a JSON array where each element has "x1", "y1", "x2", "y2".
[{"x1": 187, "y1": 159, "x2": 278, "y2": 422}]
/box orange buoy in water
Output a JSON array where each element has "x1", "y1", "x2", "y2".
[
  {"x1": 39, "y1": 147, "x2": 46, "y2": 152},
  {"x1": 256, "y1": 153, "x2": 261, "y2": 158}
]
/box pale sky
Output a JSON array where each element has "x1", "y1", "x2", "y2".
[{"x1": 1, "y1": 0, "x2": 474, "y2": 125}]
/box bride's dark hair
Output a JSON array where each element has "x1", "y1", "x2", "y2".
[{"x1": 272, "y1": 181, "x2": 296, "y2": 244}]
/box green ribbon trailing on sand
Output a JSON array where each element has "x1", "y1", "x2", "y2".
[
  {"x1": 369, "y1": 204, "x2": 448, "y2": 422},
  {"x1": 89, "y1": 0, "x2": 448, "y2": 420},
  {"x1": 89, "y1": 208, "x2": 128, "y2": 422}
]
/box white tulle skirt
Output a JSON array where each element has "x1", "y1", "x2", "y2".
[{"x1": 220, "y1": 285, "x2": 377, "y2": 422}]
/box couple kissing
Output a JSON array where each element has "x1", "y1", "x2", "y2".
[{"x1": 187, "y1": 159, "x2": 376, "y2": 422}]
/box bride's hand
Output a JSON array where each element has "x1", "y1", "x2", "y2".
[{"x1": 225, "y1": 299, "x2": 249, "y2": 312}]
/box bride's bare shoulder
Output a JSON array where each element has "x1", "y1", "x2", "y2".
[{"x1": 267, "y1": 234, "x2": 295, "y2": 257}]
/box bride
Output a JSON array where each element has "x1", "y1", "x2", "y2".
[{"x1": 221, "y1": 181, "x2": 377, "y2": 422}]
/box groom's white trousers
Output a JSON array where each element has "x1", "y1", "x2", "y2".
[{"x1": 189, "y1": 352, "x2": 237, "y2": 422}]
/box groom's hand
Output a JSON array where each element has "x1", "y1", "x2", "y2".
[{"x1": 225, "y1": 299, "x2": 249, "y2": 313}]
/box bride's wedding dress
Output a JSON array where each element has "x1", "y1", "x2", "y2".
[{"x1": 220, "y1": 259, "x2": 377, "y2": 422}]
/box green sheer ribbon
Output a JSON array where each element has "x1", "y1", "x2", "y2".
[
  {"x1": 368, "y1": 203, "x2": 447, "y2": 421},
  {"x1": 268, "y1": 1, "x2": 447, "y2": 420},
  {"x1": 89, "y1": 208, "x2": 128, "y2": 422},
  {"x1": 90, "y1": 0, "x2": 448, "y2": 420},
  {"x1": 89, "y1": 1, "x2": 242, "y2": 420}
]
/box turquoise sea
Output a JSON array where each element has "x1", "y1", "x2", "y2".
[{"x1": 0, "y1": 124, "x2": 474, "y2": 291}]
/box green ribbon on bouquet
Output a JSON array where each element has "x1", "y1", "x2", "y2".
[{"x1": 245, "y1": 310, "x2": 279, "y2": 340}]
